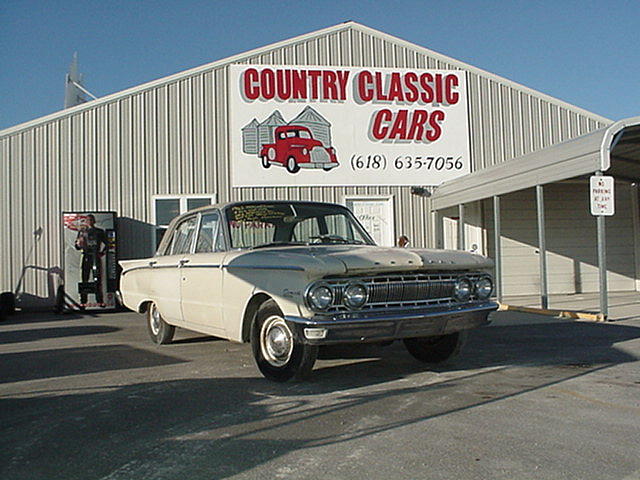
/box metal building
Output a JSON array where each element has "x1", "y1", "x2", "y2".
[{"x1": 1, "y1": 21, "x2": 628, "y2": 310}]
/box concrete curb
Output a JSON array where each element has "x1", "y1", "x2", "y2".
[{"x1": 497, "y1": 303, "x2": 608, "y2": 322}]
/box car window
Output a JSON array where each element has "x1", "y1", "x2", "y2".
[
  {"x1": 324, "y1": 214, "x2": 354, "y2": 238},
  {"x1": 171, "y1": 216, "x2": 198, "y2": 255},
  {"x1": 156, "y1": 229, "x2": 174, "y2": 256},
  {"x1": 195, "y1": 211, "x2": 223, "y2": 253},
  {"x1": 293, "y1": 217, "x2": 321, "y2": 241},
  {"x1": 214, "y1": 224, "x2": 226, "y2": 252},
  {"x1": 293, "y1": 214, "x2": 357, "y2": 243},
  {"x1": 229, "y1": 220, "x2": 275, "y2": 249}
]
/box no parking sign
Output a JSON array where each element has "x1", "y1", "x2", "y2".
[{"x1": 590, "y1": 176, "x2": 615, "y2": 216}]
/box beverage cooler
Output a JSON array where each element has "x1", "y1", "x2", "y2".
[{"x1": 61, "y1": 211, "x2": 118, "y2": 311}]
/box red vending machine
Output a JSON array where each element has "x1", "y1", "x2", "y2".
[{"x1": 61, "y1": 211, "x2": 118, "y2": 311}]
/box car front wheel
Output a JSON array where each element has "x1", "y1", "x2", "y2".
[
  {"x1": 286, "y1": 156, "x2": 300, "y2": 173},
  {"x1": 147, "y1": 302, "x2": 175, "y2": 345},
  {"x1": 251, "y1": 300, "x2": 317, "y2": 382},
  {"x1": 403, "y1": 331, "x2": 467, "y2": 363},
  {"x1": 261, "y1": 155, "x2": 270, "y2": 168}
]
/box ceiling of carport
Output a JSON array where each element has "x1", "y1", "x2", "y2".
[{"x1": 610, "y1": 125, "x2": 640, "y2": 182}]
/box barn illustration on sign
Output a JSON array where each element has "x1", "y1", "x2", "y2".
[{"x1": 242, "y1": 106, "x2": 339, "y2": 174}]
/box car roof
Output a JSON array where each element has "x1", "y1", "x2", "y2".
[
  {"x1": 156, "y1": 200, "x2": 359, "y2": 255},
  {"x1": 275, "y1": 125, "x2": 310, "y2": 131}
]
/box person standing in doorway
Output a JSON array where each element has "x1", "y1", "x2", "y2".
[{"x1": 74, "y1": 214, "x2": 108, "y2": 306}]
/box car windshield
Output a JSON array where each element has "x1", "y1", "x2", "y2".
[
  {"x1": 283, "y1": 130, "x2": 311, "y2": 139},
  {"x1": 225, "y1": 202, "x2": 374, "y2": 249}
]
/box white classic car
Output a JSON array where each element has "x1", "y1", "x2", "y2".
[{"x1": 119, "y1": 201, "x2": 498, "y2": 382}]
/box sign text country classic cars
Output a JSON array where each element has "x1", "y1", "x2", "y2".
[{"x1": 230, "y1": 65, "x2": 470, "y2": 187}]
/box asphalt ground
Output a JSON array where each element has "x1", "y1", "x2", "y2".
[{"x1": 1, "y1": 309, "x2": 639, "y2": 480}]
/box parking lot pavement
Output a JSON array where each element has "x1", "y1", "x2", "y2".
[{"x1": 1, "y1": 310, "x2": 639, "y2": 480}]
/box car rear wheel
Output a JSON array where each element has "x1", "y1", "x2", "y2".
[
  {"x1": 251, "y1": 300, "x2": 317, "y2": 382},
  {"x1": 286, "y1": 156, "x2": 300, "y2": 174},
  {"x1": 261, "y1": 155, "x2": 270, "y2": 168},
  {"x1": 147, "y1": 302, "x2": 175, "y2": 345},
  {"x1": 403, "y1": 331, "x2": 467, "y2": 363}
]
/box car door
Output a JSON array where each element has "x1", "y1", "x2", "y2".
[
  {"x1": 150, "y1": 215, "x2": 198, "y2": 324},
  {"x1": 180, "y1": 210, "x2": 226, "y2": 336}
]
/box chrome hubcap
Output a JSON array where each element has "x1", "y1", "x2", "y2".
[
  {"x1": 150, "y1": 305, "x2": 161, "y2": 335},
  {"x1": 260, "y1": 316, "x2": 293, "y2": 367}
]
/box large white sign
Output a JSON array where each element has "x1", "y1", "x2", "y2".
[
  {"x1": 229, "y1": 65, "x2": 470, "y2": 187},
  {"x1": 590, "y1": 175, "x2": 615, "y2": 216}
]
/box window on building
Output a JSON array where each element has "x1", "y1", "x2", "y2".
[{"x1": 153, "y1": 195, "x2": 216, "y2": 249}]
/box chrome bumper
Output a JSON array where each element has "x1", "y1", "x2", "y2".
[
  {"x1": 285, "y1": 302, "x2": 498, "y2": 345},
  {"x1": 299, "y1": 162, "x2": 339, "y2": 169}
]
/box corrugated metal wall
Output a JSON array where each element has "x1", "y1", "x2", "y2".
[{"x1": 0, "y1": 25, "x2": 609, "y2": 307}]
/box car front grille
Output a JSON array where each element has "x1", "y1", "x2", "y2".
[
  {"x1": 311, "y1": 147, "x2": 330, "y2": 163},
  {"x1": 320, "y1": 272, "x2": 487, "y2": 313}
]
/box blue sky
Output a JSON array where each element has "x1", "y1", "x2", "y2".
[{"x1": 1, "y1": 0, "x2": 638, "y2": 130}]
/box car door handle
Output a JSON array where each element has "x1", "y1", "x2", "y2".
[{"x1": 179, "y1": 258, "x2": 190, "y2": 266}]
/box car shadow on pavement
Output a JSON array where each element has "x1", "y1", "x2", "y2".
[
  {"x1": 0, "y1": 344, "x2": 188, "y2": 384},
  {"x1": 1, "y1": 320, "x2": 639, "y2": 479},
  {"x1": 170, "y1": 335, "x2": 224, "y2": 345},
  {"x1": 0, "y1": 311, "x2": 90, "y2": 325},
  {"x1": 310, "y1": 320, "x2": 640, "y2": 384},
  {"x1": 0, "y1": 326, "x2": 120, "y2": 346}
]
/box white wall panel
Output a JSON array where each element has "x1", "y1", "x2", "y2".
[{"x1": 485, "y1": 184, "x2": 636, "y2": 295}]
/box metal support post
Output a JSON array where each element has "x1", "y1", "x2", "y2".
[
  {"x1": 597, "y1": 215, "x2": 608, "y2": 317},
  {"x1": 432, "y1": 209, "x2": 443, "y2": 249},
  {"x1": 536, "y1": 185, "x2": 548, "y2": 309},
  {"x1": 596, "y1": 172, "x2": 609, "y2": 317},
  {"x1": 493, "y1": 196, "x2": 502, "y2": 302},
  {"x1": 458, "y1": 204, "x2": 465, "y2": 250}
]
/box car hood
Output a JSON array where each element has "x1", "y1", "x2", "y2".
[{"x1": 224, "y1": 245, "x2": 493, "y2": 278}]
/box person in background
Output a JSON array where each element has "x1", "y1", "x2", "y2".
[
  {"x1": 75, "y1": 214, "x2": 107, "y2": 306},
  {"x1": 397, "y1": 235, "x2": 410, "y2": 248}
]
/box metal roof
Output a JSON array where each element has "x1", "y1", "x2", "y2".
[
  {"x1": 431, "y1": 116, "x2": 640, "y2": 210},
  {"x1": 0, "y1": 21, "x2": 610, "y2": 138}
]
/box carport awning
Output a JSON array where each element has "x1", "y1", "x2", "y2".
[{"x1": 432, "y1": 116, "x2": 640, "y2": 210}]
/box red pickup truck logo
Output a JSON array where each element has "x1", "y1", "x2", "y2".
[{"x1": 259, "y1": 125, "x2": 339, "y2": 174}]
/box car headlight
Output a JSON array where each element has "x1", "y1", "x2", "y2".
[
  {"x1": 453, "y1": 277, "x2": 472, "y2": 302},
  {"x1": 475, "y1": 276, "x2": 493, "y2": 299},
  {"x1": 307, "y1": 284, "x2": 333, "y2": 310},
  {"x1": 344, "y1": 283, "x2": 367, "y2": 309},
  {"x1": 302, "y1": 148, "x2": 308, "y2": 155}
]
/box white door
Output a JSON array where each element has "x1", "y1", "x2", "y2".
[
  {"x1": 151, "y1": 215, "x2": 198, "y2": 323},
  {"x1": 180, "y1": 211, "x2": 226, "y2": 335},
  {"x1": 345, "y1": 196, "x2": 395, "y2": 246}
]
